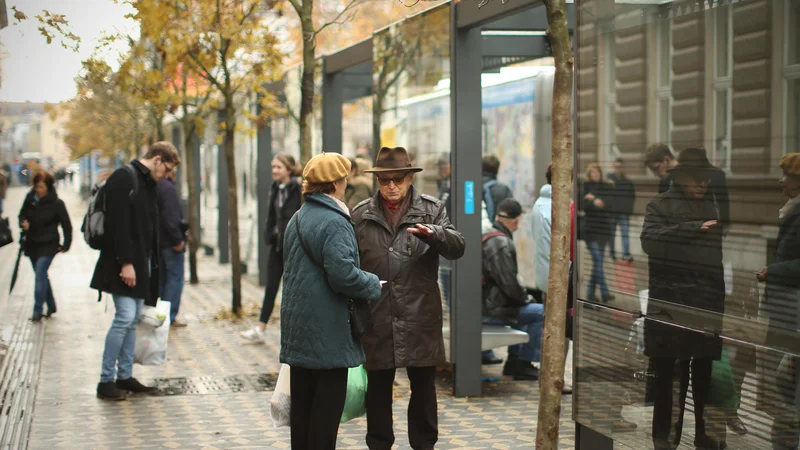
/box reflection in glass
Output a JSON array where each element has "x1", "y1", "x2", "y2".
[
  {"x1": 790, "y1": 79, "x2": 800, "y2": 155},
  {"x1": 789, "y1": 0, "x2": 799, "y2": 65},
  {"x1": 580, "y1": 164, "x2": 615, "y2": 303},
  {"x1": 714, "y1": 6, "x2": 730, "y2": 78},
  {"x1": 714, "y1": 90, "x2": 730, "y2": 171},
  {"x1": 641, "y1": 148, "x2": 727, "y2": 449}
]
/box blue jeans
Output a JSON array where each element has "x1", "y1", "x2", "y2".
[
  {"x1": 483, "y1": 303, "x2": 545, "y2": 363},
  {"x1": 586, "y1": 241, "x2": 610, "y2": 299},
  {"x1": 610, "y1": 215, "x2": 631, "y2": 258},
  {"x1": 29, "y1": 256, "x2": 55, "y2": 316},
  {"x1": 100, "y1": 295, "x2": 144, "y2": 383},
  {"x1": 159, "y1": 247, "x2": 185, "y2": 322}
]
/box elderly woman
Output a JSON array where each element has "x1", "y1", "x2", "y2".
[
  {"x1": 756, "y1": 153, "x2": 800, "y2": 450},
  {"x1": 19, "y1": 170, "x2": 72, "y2": 322},
  {"x1": 641, "y1": 148, "x2": 726, "y2": 450},
  {"x1": 280, "y1": 153, "x2": 383, "y2": 450},
  {"x1": 352, "y1": 146, "x2": 465, "y2": 450}
]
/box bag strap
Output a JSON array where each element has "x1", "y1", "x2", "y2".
[
  {"x1": 481, "y1": 231, "x2": 506, "y2": 243},
  {"x1": 123, "y1": 164, "x2": 139, "y2": 200}
]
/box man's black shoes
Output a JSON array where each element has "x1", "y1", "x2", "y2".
[
  {"x1": 116, "y1": 377, "x2": 159, "y2": 395},
  {"x1": 97, "y1": 382, "x2": 126, "y2": 401},
  {"x1": 503, "y1": 355, "x2": 539, "y2": 380}
]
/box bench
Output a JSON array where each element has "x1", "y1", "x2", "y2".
[{"x1": 442, "y1": 325, "x2": 529, "y2": 363}]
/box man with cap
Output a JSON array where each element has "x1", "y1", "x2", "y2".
[
  {"x1": 481, "y1": 198, "x2": 545, "y2": 381},
  {"x1": 641, "y1": 147, "x2": 727, "y2": 449},
  {"x1": 352, "y1": 146, "x2": 466, "y2": 450}
]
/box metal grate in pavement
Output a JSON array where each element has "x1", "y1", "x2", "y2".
[{"x1": 151, "y1": 372, "x2": 278, "y2": 396}]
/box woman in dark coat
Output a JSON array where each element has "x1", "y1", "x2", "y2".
[
  {"x1": 756, "y1": 153, "x2": 800, "y2": 450},
  {"x1": 18, "y1": 170, "x2": 72, "y2": 322},
  {"x1": 240, "y1": 153, "x2": 302, "y2": 343},
  {"x1": 581, "y1": 163, "x2": 615, "y2": 303},
  {"x1": 641, "y1": 148, "x2": 726, "y2": 450},
  {"x1": 280, "y1": 153, "x2": 383, "y2": 450}
]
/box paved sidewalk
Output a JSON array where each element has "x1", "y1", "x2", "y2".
[{"x1": 1, "y1": 186, "x2": 578, "y2": 449}]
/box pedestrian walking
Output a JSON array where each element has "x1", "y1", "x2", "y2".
[
  {"x1": 607, "y1": 158, "x2": 636, "y2": 262},
  {"x1": 641, "y1": 148, "x2": 727, "y2": 450},
  {"x1": 580, "y1": 163, "x2": 615, "y2": 303},
  {"x1": 18, "y1": 170, "x2": 71, "y2": 322},
  {"x1": 482, "y1": 199, "x2": 544, "y2": 381},
  {"x1": 91, "y1": 141, "x2": 180, "y2": 401},
  {"x1": 352, "y1": 146, "x2": 466, "y2": 450},
  {"x1": 756, "y1": 153, "x2": 800, "y2": 450},
  {"x1": 241, "y1": 153, "x2": 301, "y2": 344},
  {"x1": 157, "y1": 168, "x2": 187, "y2": 327},
  {"x1": 0, "y1": 167, "x2": 8, "y2": 215},
  {"x1": 280, "y1": 153, "x2": 383, "y2": 450}
]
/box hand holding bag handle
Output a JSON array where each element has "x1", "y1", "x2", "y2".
[{"x1": 293, "y1": 212, "x2": 370, "y2": 339}]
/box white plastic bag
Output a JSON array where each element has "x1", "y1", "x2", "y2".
[
  {"x1": 270, "y1": 364, "x2": 291, "y2": 428},
  {"x1": 134, "y1": 300, "x2": 171, "y2": 365}
]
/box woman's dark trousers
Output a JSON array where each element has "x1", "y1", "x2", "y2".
[
  {"x1": 260, "y1": 246, "x2": 284, "y2": 324},
  {"x1": 289, "y1": 366, "x2": 348, "y2": 450}
]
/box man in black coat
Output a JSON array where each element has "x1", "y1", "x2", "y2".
[
  {"x1": 92, "y1": 142, "x2": 180, "y2": 401},
  {"x1": 481, "y1": 199, "x2": 544, "y2": 381}
]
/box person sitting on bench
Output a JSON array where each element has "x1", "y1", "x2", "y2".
[{"x1": 481, "y1": 199, "x2": 544, "y2": 381}]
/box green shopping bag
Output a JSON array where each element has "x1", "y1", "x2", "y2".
[
  {"x1": 341, "y1": 365, "x2": 368, "y2": 423},
  {"x1": 707, "y1": 348, "x2": 740, "y2": 409}
]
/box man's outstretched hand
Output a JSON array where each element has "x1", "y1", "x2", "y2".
[{"x1": 407, "y1": 224, "x2": 434, "y2": 238}]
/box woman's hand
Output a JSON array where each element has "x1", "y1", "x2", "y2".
[
  {"x1": 593, "y1": 198, "x2": 605, "y2": 209},
  {"x1": 756, "y1": 267, "x2": 767, "y2": 282},
  {"x1": 21, "y1": 220, "x2": 29, "y2": 231},
  {"x1": 584, "y1": 193, "x2": 596, "y2": 201}
]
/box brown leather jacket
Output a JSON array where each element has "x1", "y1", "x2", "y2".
[{"x1": 352, "y1": 187, "x2": 465, "y2": 370}]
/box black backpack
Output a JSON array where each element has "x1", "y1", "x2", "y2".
[{"x1": 81, "y1": 164, "x2": 139, "y2": 250}]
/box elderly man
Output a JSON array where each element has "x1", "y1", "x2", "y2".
[{"x1": 352, "y1": 147, "x2": 466, "y2": 450}]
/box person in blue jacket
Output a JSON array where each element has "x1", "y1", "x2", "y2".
[{"x1": 280, "y1": 152, "x2": 384, "y2": 450}]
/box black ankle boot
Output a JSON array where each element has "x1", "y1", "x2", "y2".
[
  {"x1": 511, "y1": 360, "x2": 540, "y2": 381},
  {"x1": 97, "y1": 381, "x2": 126, "y2": 401},
  {"x1": 503, "y1": 354, "x2": 520, "y2": 376}
]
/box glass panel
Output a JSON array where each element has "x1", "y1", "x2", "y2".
[
  {"x1": 715, "y1": 6, "x2": 730, "y2": 77},
  {"x1": 789, "y1": 0, "x2": 799, "y2": 65},
  {"x1": 342, "y1": 96, "x2": 373, "y2": 159},
  {"x1": 714, "y1": 89, "x2": 730, "y2": 170},
  {"x1": 576, "y1": 0, "x2": 798, "y2": 445},
  {"x1": 372, "y1": 4, "x2": 451, "y2": 198},
  {"x1": 790, "y1": 78, "x2": 800, "y2": 154},
  {"x1": 658, "y1": 21, "x2": 671, "y2": 87}
]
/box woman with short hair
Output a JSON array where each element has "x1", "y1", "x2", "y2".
[
  {"x1": 19, "y1": 170, "x2": 72, "y2": 322},
  {"x1": 280, "y1": 153, "x2": 383, "y2": 450}
]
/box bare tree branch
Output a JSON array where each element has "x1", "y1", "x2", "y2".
[
  {"x1": 312, "y1": 0, "x2": 365, "y2": 39},
  {"x1": 287, "y1": 0, "x2": 303, "y2": 16}
]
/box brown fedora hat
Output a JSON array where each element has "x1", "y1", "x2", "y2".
[{"x1": 363, "y1": 147, "x2": 423, "y2": 174}]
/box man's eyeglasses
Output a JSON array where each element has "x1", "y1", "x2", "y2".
[
  {"x1": 376, "y1": 174, "x2": 407, "y2": 186},
  {"x1": 163, "y1": 162, "x2": 176, "y2": 174}
]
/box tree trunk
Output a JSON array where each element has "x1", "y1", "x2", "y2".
[
  {"x1": 372, "y1": 92, "x2": 383, "y2": 158},
  {"x1": 298, "y1": 0, "x2": 315, "y2": 165},
  {"x1": 183, "y1": 121, "x2": 200, "y2": 284},
  {"x1": 535, "y1": 0, "x2": 574, "y2": 448},
  {"x1": 224, "y1": 102, "x2": 243, "y2": 316}
]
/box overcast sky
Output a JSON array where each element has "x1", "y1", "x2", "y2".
[{"x1": 0, "y1": 0, "x2": 137, "y2": 104}]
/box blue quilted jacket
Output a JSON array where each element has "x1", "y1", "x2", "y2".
[{"x1": 279, "y1": 193, "x2": 382, "y2": 369}]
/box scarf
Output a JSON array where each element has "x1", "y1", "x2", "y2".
[
  {"x1": 381, "y1": 193, "x2": 412, "y2": 230},
  {"x1": 326, "y1": 194, "x2": 350, "y2": 217},
  {"x1": 779, "y1": 196, "x2": 800, "y2": 222}
]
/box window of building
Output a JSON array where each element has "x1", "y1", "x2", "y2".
[
  {"x1": 784, "y1": 0, "x2": 800, "y2": 155},
  {"x1": 711, "y1": 3, "x2": 733, "y2": 171},
  {"x1": 655, "y1": 18, "x2": 672, "y2": 146}
]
